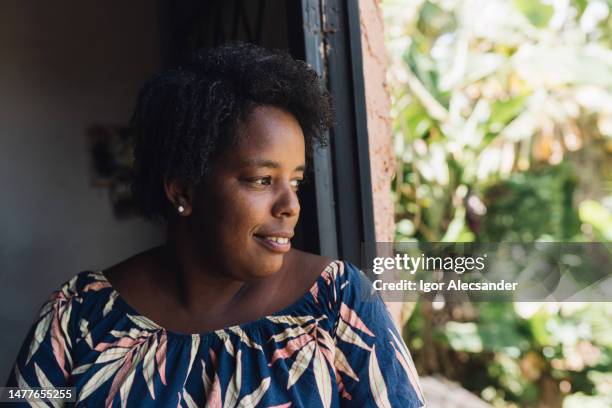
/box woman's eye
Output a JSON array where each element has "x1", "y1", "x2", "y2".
[
  {"x1": 251, "y1": 176, "x2": 272, "y2": 186},
  {"x1": 290, "y1": 179, "x2": 304, "y2": 189},
  {"x1": 247, "y1": 177, "x2": 303, "y2": 190}
]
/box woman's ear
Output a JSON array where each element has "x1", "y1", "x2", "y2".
[{"x1": 163, "y1": 179, "x2": 193, "y2": 216}]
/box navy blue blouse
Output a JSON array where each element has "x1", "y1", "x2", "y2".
[{"x1": 7, "y1": 260, "x2": 425, "y2": 407}]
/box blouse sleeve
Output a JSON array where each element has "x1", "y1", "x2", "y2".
[
  {"x1": 331, "y1": 261, "x2": 425, "y2": 408},
  {"x1": 5, "y1": 276, "x2": 80, "y2": 394}
]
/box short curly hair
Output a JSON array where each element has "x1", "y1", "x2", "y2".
[{"x1": 129, "y1": 42, "x2": 334, "y2": 223}]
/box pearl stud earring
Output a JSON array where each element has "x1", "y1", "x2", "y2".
[{"x1": 178, "y1": 205, "x2": 185, "y2": 213}]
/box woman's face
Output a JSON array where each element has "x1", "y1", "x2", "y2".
[{"x1": 189, "y1": 105, "x2": 305, "y2": 280}]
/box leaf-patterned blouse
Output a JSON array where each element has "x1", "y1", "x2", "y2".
[{"x1": 7, "y1": 260, "x2": 425, "y2": 407}]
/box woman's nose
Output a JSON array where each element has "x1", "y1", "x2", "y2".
[{"x1": 273, "y1": 182, "x2": 300, "y2": 218}]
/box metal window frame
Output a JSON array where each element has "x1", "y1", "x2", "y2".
[{"x1": 301, "y1": 0, "x2": 376, "y2": 267}]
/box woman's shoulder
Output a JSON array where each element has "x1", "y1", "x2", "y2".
[
  {"x1": 290, "y1": 249, "x2": 363, "y2": 279},
  {"x1": 316, "y1": 256, "x2": 371, "y2": 290},
  {"x1": 287, "y1": 251, "x2": 359, "y2": 297},
  {"x1": 36, "y1": 270, "x2": 116, "y2": 328},
  {"x1": 288, "y1": 252, "x2": 374, "y2": 310},
  {"x1": 48, "y1": 270, "x2": 113, "y2": 301}
]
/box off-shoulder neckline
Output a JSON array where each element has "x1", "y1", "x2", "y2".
[{"x1": 94, "y1": 259, "x2": 343, "y2": 339}]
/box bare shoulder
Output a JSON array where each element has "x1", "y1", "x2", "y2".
[
  {"x1": 269, "y1": 249, "x2": 333, "y2": 305},
  {"x1": 287, "y1": 248, "x2": 335, "y2": 280},
  {"x1": 102, "y1": 247, "x2": 162, "y2": 294}
]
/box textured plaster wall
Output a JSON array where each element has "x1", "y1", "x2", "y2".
[
  {"x1": 0, "y1": 0, "x2": 166, "y2": 382},
  {"x1": 358, "y1": 0, "x2": 403, "y2": 326}
]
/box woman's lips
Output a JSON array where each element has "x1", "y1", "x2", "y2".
[{"x1": 253, "y1": 235, "x2": 291, "y2": 253}]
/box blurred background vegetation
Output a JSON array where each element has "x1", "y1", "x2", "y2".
[{"x1": 381, "y1": 0, "x2": 612, "y2": 406}]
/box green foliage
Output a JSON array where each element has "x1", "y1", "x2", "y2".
[
  {"x1": 512, "y1": 0, "x2": 554, "y2": 27},
  {"x1": 383, "y1": 0, "x2": 612, "y2": 406},
  {"x1": 481, "y1": 164, "x2": 582, "y2": 242},
  {"x1": 405, "y1": 301, "x2": 612, "y2": 407}
]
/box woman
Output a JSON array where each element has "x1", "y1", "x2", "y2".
[{"x1": 7, "y1": 43, "x2": 425, "y2": 407}]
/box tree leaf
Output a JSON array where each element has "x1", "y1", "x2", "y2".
[
  {"x1": 287, "y1": 341, "x2": 316, "y2": 388},
  {"x1": 368, "y1": 345, "x2": 392, "y2": 408},
  {"x1": 79, "y1": 357, "x2": 124, "y2": 401},
  {"x1": 237, "y1": 376, "x2": 271, "y2": 407},
  {"x1": 336, "y1": 319, "x2": 371, "y2": 351},
  {"x1": 313, "y1": 345, "x2": 332, "y2": 408}
]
